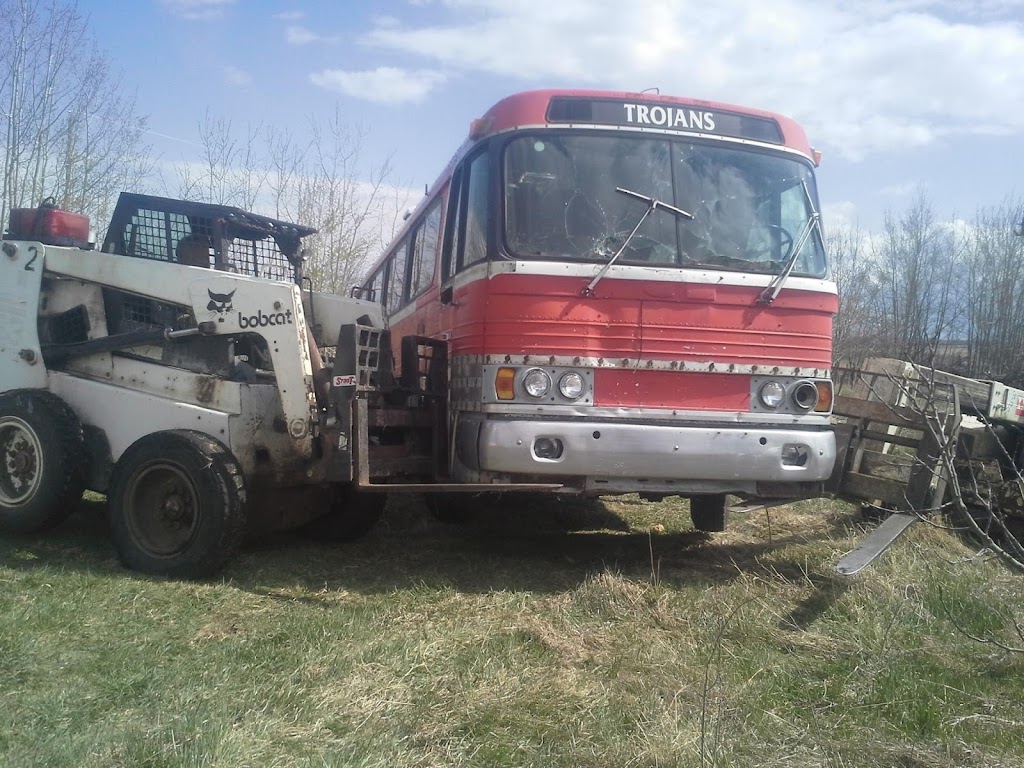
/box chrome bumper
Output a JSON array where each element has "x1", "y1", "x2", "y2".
[{"x1": 460, "y1": 416, "x2": 836, "y2": 484}]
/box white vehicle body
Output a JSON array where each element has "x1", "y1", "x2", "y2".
[
  {"x1": 3, "y1": 242, "x2": 380, "y2": 481},
  {"x1": 0, "y1": 194, "x2": 387, "y2": 578}
]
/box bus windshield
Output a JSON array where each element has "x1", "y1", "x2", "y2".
[{"x1": 503, "y1": 134, "x2": 826, "y2": 276}]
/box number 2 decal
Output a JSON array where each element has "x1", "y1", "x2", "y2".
[{"x1": 24, "y1": 246, "x2": 39, "y2": 272}]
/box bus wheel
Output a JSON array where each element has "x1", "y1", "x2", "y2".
[
  {"x1": 0, "y1": 390, "x2": 86, "y2": 533},
  {"x1": 690, "y1": 494, "x2": 727, "y2": 532},
  {"x1": 108, "y1": 431, "x2": 246, "y2": 579},
  {"x1": 423, "y1": 492, "x2": 488, "y2": 525},
  {"x1": 303, "y1": 485, "x2": 385, "y2": 541}
]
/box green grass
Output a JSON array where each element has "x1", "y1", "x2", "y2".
[{"x1": 3, "y1": 493, "x2": 1024, "y2": 767}]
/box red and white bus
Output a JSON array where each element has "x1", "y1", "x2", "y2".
[{"x1": 361, "y1": 89, "x2": 836, "y2": 529}]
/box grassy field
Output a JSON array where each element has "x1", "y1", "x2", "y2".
[{"x1": 2, "y1": 492, "x2": 1024, "y2": 767}]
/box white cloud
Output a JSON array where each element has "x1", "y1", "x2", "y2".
[
  {"x1": 159, "y1": 0, "x2": 234, "y2": 21},
  {"x1": 822, "y1": 201, "x2": 859, "y2": 232},
  {"x1": 940, "y1": 216, "x2": 977, "y2": 239},
  {"x1": 223, "y1": 66, "x2": 252, "y2": 87},
  {"x1": 351, "y1": 0, "x2": 1024, "y2": 160},
  {"x1": 372, "y1": 15, "x2": 402, "y2": 28},
  {"x1": 285, "y1": 25, "x2": 339, "y2": 45},
  {"x1": 310, "y1": 67, "x2": 447, "y2": 104},
  {"x1": 273, "y1": 10, "x2": 306, "y2": 21},
  {"x1": 880, "y1": 182, "x2": 920, "y2": 199}
]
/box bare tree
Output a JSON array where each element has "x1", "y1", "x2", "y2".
[
  {"x1": 0, "y1": 0, "x2": 152, "y2": 232},
  {"x1": 298, "y1": 109, "x2": 402, "y2": 294},
  {"x1": 872, "y1": 193, "x2": 967, "y2": 367},
  {"x1": 263, "y1": 124, "x2": 304, "y2": 222},
  {"x1": 171, "y1": 105, "x2": 411, "y2": 294},
  {"x1": 964, "y1": 198, "x2": 1024, "y2": 385},
  {"x1": 175, "y1": 110, "x2": 267, "y2": 210},
  {"x1": 828, "y1": 220, "x2": 877, "y2": 366}
]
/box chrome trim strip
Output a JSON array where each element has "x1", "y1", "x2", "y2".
[
  {"x1": 474, "y1": 404, "x2": 833, "y2": 425},
  {"x1": 502, "y1": 260, "x2": 836, "y2": 294},
  {"x1": 442, "y1": 255, "x2": 835, "y2": 296},
  {"x1": 473, "y1": 353, "x2": 830, "y2": 379},
  {"x1": 483, "y1": 122, "x2": 816, "y2": 162}
]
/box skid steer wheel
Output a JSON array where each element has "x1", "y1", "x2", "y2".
[
  {"x1": 689, "y1": 494, "x2": 728, "y2": 533},
  {"x1": 108, "y1": 431, "x2": 246, "y2": 579},
  {"x1": 302, "y1": 485, "x2": 385, "y2": 541},
  {"x1": 0, "y1": 390, "x2": 86, "y2": 533}
]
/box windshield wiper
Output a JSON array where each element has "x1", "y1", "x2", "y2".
[
  {"x1": 757, "y1": 180, "x2": 823, "y2": 305},
  {"x1": 581, "y1": 187, "x2": 693, "y2": 297}
]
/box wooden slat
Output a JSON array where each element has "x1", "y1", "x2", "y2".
[
  {"x1": 833, "y1": 395, "x2": 928, "y2": 427},
  {"x1": 857, "y1": 429, "x2": 920, "y2": 449},
  {"x1": 838, "y1": 472, "x2": 908, "y2": 506}
]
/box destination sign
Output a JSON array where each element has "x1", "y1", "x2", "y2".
[{"x1": 546, "y1": 97, "x2": 783, "y2": 144}]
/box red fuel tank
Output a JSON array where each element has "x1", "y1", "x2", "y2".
[{"x1": 6, "y1": 203, "x2": 91, "y2": 248}]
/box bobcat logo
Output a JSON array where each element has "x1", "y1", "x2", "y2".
[{"x1": 207, "y1": 288, "x2": 236, "y2": 321}]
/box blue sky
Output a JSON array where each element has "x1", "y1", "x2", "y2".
[{"x1": 85, "y1": 0, "x2": 1024, "y2": 234}]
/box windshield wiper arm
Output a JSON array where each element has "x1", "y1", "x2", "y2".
[
  {"x1": 581, "y1": 187, "x2": 693, "y2": 297},
  {"x1": 757, "y1": 180, "x2": 822, "y2": 305}
]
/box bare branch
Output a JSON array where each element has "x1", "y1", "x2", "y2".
[{"x1": 935, "y1": 583, "x2": 1024, "y2": 654}]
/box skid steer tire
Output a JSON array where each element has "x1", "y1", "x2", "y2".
[
  {"x1": 108, "y1": 430, "x2": 246, "y2": 579},
  {"x1": 302, "y1": 485, "x2": 385, "y2": 542},
  {"x1": 0, "y1": 390, "x2": 86, "y2": 534},
  {"x1": 690, "y1": 494, "x2": 728, "y2": 533}
]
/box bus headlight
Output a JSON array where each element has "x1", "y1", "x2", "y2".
[
  {"x1": 758, "y1": 381, "x2": 786, "y2": 409},
  {"x1": 523, "y1": 368, "x2": 551, "y2": 398},
  {"x1": 790, "y1": 381, "x2": 819, "y2": 411},
  {"x1": 558, "y1": 372, "x2": 585, "y2": 400}
]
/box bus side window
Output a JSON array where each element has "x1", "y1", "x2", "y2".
[
  {"x1": 441, "y1": 166, "x2": 465, "y2": 297},
  {"x1": 410, "y1": 200, "x2": 442, "y2": 298},
  {"x1": 440, "y1": 149, "x2": 488, "y2": 304},
  {"x1": 368, "y1": 267, "x2": 385, "y2": 306},
  {"x1": 463, "y1": 152, "x2": 490, "y2": 267},
  {"x1": 386, "y1": 238, "x2": 412, "y2": 314}
]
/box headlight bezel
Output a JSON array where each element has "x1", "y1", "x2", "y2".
[
  {"x1": 750, "y1": 376, "x2": 834, "y2": 415},
  {"x1": 482, "y1": 364, "x2": 594, "y2": 405},
  {"x1": 558, "y1": 371, "x2": 585, "y2": 400},
  {"x1": 758, "y1": 380, "x2": 786, "y2": 409},
  {"x1": 522, "y1": 368, "x2": 552, "y2": 398}
]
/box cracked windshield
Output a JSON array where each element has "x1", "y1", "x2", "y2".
[{"x1": 504, "y1": 134, "x2": 826, "y2": 276}]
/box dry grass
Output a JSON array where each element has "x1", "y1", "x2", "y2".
[{"x1": 2, "y1": 492, "x2": 1024, "y2": 767}]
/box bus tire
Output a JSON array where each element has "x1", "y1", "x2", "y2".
[
  {"x1": 423, "y1": 492, "x2": 488, "y2": 525},
  {"x1": 303, "y1": 485, "x2": 385, "y2": 541},
  {"x1": 0, "y1": 390, "x2": 86, "y2": 533},
  {"x1": 108, "y1": 430, "x2": 246, "y2": 579},
  {"x1": 690, "y1": 494, "x2": 727, "y2": 532}
]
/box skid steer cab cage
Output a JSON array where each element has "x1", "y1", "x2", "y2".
[{"x1": 101, "y1": 193, "x2": 316, "y2": 284}]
